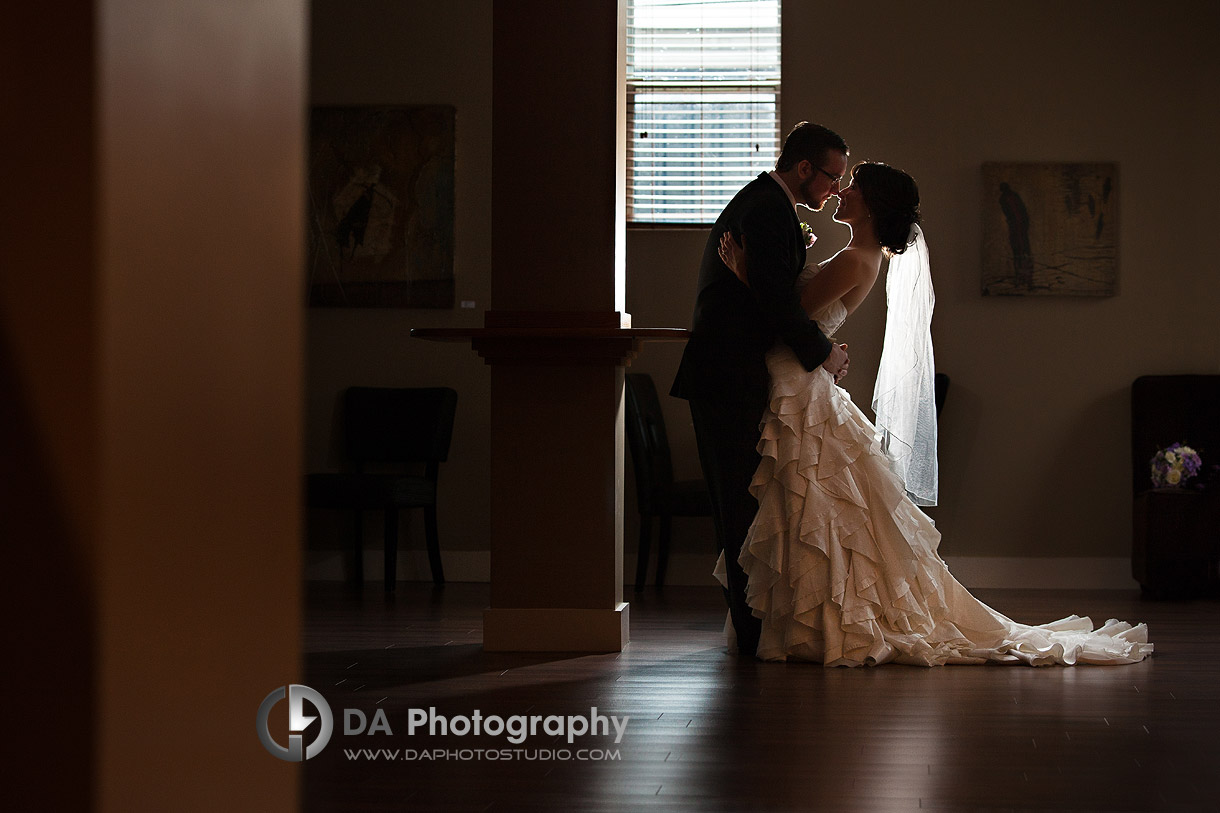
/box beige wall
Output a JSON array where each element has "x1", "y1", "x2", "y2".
[
  {"x1": 307, "y1": 0, "x2": 494, "y2": 574},
  {"x1": 308, "y1": 1, "x2": 1220, "y2": 577},
  {"x1": 634, "y1": 1, "x2": 1220, "y2": 564}
]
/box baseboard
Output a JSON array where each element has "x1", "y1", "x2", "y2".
[
  {"x1": 943, "y1": 556, "x2": 1139, "y2": 590},
  {"x1": 646, "y1": 553, "x2": 1137, "y2": 590},
  {"x1": 306, "y1": 550, "x2": 1138, "y2": 590}
]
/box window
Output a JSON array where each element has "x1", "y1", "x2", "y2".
[{"x1": 626, "y1": 0, "x2": 781, "y2": 224}]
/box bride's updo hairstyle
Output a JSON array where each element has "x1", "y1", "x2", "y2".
[{"x1": 852, "y1": 162, "x2": 921, "y2": 256}]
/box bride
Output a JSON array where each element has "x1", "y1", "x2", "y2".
[{"x1": 714, "y1": 161, "x2": 1152, "y2": 666}]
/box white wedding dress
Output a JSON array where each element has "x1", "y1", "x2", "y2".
[{"x1": 714, "y1": 265, "x2": 1152, "y2": 666}]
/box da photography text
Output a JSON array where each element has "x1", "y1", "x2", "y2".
[
  {"x1": 346, "y1": 706, "x2": 629, "y2": 745},
  {"x1": 257, "y1": 684, "x2": 629, "y2": 762}
]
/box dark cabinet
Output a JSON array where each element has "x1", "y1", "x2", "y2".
[{"x1": 1131, "y1": 375, "x2": 1220, "y2": 598}]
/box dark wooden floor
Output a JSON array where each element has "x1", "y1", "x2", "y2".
[{"x1": 302, "y1": 583, "x2": 1220, "y2": 812}]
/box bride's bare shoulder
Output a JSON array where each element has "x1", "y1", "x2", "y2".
[
  {"x1": 812, "y1": 247, "x2": 881, "y2": 314},
  {"x1": 821, "y1": 247, "x2": 878, "y2": 282}
]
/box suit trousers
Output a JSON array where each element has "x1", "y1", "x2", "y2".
[{"x1": 688, "y1": 396, "x2": 764, "y2": 657}]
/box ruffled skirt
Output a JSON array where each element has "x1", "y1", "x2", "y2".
[{"x1": 714, "y1": 345, "x2": 1152, "y2": 666}]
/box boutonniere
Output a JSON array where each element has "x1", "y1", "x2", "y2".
[{"x1": 800, "y1": 222, "x2": 816, "y2": 249}]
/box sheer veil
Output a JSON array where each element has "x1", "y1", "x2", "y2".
[{"x1": 871, "y1": 224, "x2": 938, "y2": 506}]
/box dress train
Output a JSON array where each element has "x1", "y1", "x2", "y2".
[{"x1": 714, "y1": 298, "x2": 1151, "y2": 666}]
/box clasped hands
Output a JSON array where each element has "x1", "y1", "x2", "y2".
[
  {"x1": 824, "y1": 342, "x2": 849, "y2": 384},
  {"x1": 718, "y1": 230, "x2": 851, "y2": 384}
]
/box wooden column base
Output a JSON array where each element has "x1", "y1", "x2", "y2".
[{"x1": 413, "y1": 316, "x2": 687, "y2": 652}]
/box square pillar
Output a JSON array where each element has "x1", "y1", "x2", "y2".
[{"x1": 479, "y1": 1, "x2": 629, "y2": 650}]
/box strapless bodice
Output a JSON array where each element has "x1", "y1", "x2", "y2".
[{"x1": 797, "y1": 263, "x2": 847, "y2": 335}]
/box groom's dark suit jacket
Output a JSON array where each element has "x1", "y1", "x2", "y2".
[{"x1": 671, "y1": 173, "x2": 833, "y2": 413}]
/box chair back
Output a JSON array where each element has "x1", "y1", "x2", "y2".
[
  {"x1": 625, "y1": 374, "x2": 674, "y2": 512},
  {"x1": 344, "y1": 387, "x2": 458, "y2": 465},
  {"x1": 934, "y1": 372, "x2": 950, "y2": 415}
]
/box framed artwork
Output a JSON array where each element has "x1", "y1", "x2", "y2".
[
  {"x1": 308, "y1": 105, "x2": 455, "y2": 307},
  {"x1": 981, "y1": 162, "x2": 1118, "y2": 296}
]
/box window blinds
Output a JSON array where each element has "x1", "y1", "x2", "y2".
[{"x1": 627, "y1": 0, "x2": 781, "y2": 224}]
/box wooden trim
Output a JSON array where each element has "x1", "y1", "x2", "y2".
[
  {"x1": 472, "y1": 336, "x2": 643, "y2": 366},
  {"x1": 412, "y1": 326, "x2": 688, "y2": 366},
  {"x1": 484, "y1": 310, "x2": 628, "y2": 329},
  {"x1": 627, "y1": 221, "x2": 712, "y2": 230}
]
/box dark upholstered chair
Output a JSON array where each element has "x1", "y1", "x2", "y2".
[
  {"x1": 1131, "y1": 375, "x2": 1220, "y2": 597},
  {"x1": 308, "y1": 387, "x2": 457, "y2": 590},
  {"x1": 625, "y1": 373, "x2": 713, "y2": 591}
]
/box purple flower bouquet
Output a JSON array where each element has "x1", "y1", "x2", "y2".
[{"x1": 1149, "y1": 442, "x2": 1203, "y2": 488}]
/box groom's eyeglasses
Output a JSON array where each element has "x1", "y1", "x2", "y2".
[{"x1": 813, "y1": 165, "x2": 844, "y2": 186}]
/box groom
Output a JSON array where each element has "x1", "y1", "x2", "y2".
[{"x1": 670, "y1": 122, "x2": 850, "y2": 658}]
